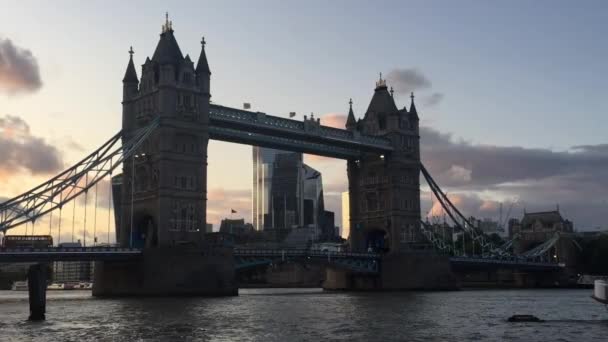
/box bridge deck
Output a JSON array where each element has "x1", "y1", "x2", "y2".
[
  {"x1": 0, "y1": 247, "x2": 142, "y2": 262},
  {"x1": 209, "y1": 104, "x2": 393, "y2": 159},
  {"x1": 0, "y1": 248, "x2": 562, "y2": 272}
]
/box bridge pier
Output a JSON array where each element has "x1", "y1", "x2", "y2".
[
  {"x1": 92, "y1": 247, "x2": 237, "y2": 297},
  {"x1": 27, "y1": 263, "x2": 48, "y2": 321},
  {"x1": 323, "y1": 252, "x2": 458, "y2": 291}
]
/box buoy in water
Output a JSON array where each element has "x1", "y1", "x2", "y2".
[{"x1": 507, "y1": 315, "x2": 543, "y2": 322}]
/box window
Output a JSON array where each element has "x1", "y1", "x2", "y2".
[
  {"x1": 183, "y1": 73, "x2": 191, "y2": 85},
  {"x1": 187, "y1": 204, "x2": 196, "y2": 231},
  {"x1": 366, "y1": 192, "x2": 378, "y2": 211},
  {"x1": 400, "y1": 225, "x2": 408, "y2": 243},
  {"x1": 401, "y1": 224, "x2": 417, "y2": 243},
  {"x1": 378, "y1": 114, "x2": 386, "y2": 130},
  {"x1": 169, "y1": 202, "x2": 179, "y2": 231}
]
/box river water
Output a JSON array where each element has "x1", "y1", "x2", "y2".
[{"x1": 0, "y1": 288, "x2": 606, "y2": 341}]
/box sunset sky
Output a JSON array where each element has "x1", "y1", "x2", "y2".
[{"x1": 1, "y1": 1, "x2": 607, "y2": 243}]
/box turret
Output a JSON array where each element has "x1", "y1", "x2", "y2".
[
  {"x1": 362, "y1": 73, "x2": 399, "y2": 134},
  {"x1": 122, "y1": 46, "x2": 139, "y2": 100},
  {"x1": 346, "y1": 98, "x2": 357, "y2": 131},
  {"x1": 409, "y1": 92, "x2": 419, "y2": 122},
  {"x1": 196, "y1": 37, "x2": 211, "y2": 94}
]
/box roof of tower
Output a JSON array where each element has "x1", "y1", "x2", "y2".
[
  {"x1": 346, "y1": 98, "x2": 356, "y2": 127},
  {"x1": 366, "y1": 74, "x2": 398, "y2": 115},
  {"x1": 196, "y1": 37, "x2": 210, "y2": 74},
  {"x1": 122, "y1": 46, "x2": 139, "y2": 83},
  {"x1": 151, "y1": 16, "x2": 184, "y2": 65},
  {"x1": 409, "y1": 92, "x2": 419, "y2": 121}
]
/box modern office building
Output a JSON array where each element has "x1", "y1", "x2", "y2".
[
  {"x1": 251, "y1": 146, "x2": 326, "y2": 239},
  {"x1": 341, "y1": 191, "x2": 350, "y2": 239}
]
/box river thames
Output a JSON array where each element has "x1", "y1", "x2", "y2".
[{"x1": 0, "y1": 288, "x2": 606, "y2": 341}]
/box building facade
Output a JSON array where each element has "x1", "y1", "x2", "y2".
[{"x1": 509, "y1": 210, "x2": 574, "y2": 248}]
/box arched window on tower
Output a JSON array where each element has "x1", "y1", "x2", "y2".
[{"x1": 378, "y1": 114, "x2": 387, "y2": 130}]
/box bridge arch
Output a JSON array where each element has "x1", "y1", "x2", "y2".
[
  {"x1": 131, "y1": 213, "x2": 158, "y2": 248},
  {"x1": 364, "y1": 228, "x2": 389, "y2": 253}
]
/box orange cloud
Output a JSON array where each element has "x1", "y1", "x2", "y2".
[
  {"x1": 207, "y1": 187, "x2": 251, "y2": 228},
  {"x1": 320, "y1": 113, "x2": 347, "y2": 128},
  {"x1": 304, "y1": 113, "x2": 348, "y2": 163}
]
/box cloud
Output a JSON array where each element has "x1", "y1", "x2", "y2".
[
  {"x1": 0, "y1": 115, "x2": 62, "y2": 178},
  {"x1": 424, "y1": 92, "x2": 444, "y2": 107},
  {"x1": 305, "y1": 113, "x2": 348, "y2": 163},
  {"x1": 319, "y1": 113, "x2": 346, "y2": 129},
  {"x1": 420, "y1": 125, "x2": 608, "y2": 228},
  {"x1": 386, "y1": 68, "x2": 431, "y2": 96},
  {"x1": 0, "y1": 38, "x2": 42, "y2": 95}
]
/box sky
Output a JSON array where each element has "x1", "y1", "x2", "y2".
[{"x1": 1, "y1": 0, "x2": 607, "y2": 243}]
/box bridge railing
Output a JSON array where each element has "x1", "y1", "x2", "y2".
[
  {"x1": 450, "y1": 256, "x2": 564, "y2": 268},
  {"x1": 233, "y1": 248, "x2": 381, "y2": 259}
]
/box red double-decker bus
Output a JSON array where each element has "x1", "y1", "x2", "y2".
[{"x1": 1, "y1": 235, "x2": 53, "y2": 249}]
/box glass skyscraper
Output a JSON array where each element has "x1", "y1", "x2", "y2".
[{"x1": 251, "y1": 146, "x2": 324, "y2": 236}]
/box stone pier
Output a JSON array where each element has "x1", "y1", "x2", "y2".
[
  {"x1": 93, "y1": 247, "x2": 237, "y2": 297},
  {"x1": 323, "y1": 252, "x2": 459, "y2": 291}
]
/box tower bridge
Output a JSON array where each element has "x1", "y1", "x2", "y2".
[{"x1": 0, "y1": 17, "x2": 569, "y2": 314}]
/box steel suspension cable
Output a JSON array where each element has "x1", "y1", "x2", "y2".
[
  {"x1": 57, "y1": 202, "x2": 62, "y2": 245},
  {"x1": 83, "y1": 173, "x2": 88, "y2": 247},
  {"x1": 93, "y1": 182, "x2": 98, "y2": 246},
  {"x1": 71, "y1": 198, "x2": 76, "y2": 243},
  {"x1": 130, "y1": 157, "x2": 135, "y2": 248},
  {"x1": 48, "y1": 210, "x2": 52, "y2": 236},
  {"x1": 107, "y1": 159, "x2": 112, "y2": 245}
]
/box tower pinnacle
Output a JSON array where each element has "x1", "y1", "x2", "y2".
[
  {"x1": 346, "y1": 98, "x2": 357, "y2": 129},
  {"x1": 162, "y1": 12, "x2": 173, "y2": 33},
  {"x1": 122, "y1": 46, "x2": 138, "y2": 83},
  {"x1": 375, "y1": 72, "x2": 387, "y2": 89},
  {"x1": 409, "y1": 91, "x2": 419, "y2": 120},
  {"x1": 196, "y1": 36, "x2": 210, "y2": 75}
]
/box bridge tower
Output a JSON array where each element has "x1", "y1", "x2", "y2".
[
  {"x1": 347, "y1": 76, "x2": 424, "y2": 253},
  {"x1": 94, "y1": 18, "x2": 235, "y2": 296},
  {"x1": 119, "y1": 17, "x2": 210, "y2": 248}
]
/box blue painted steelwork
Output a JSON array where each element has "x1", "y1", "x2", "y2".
[
  {"x1": 449, "y1": 256, "x2": 564, "y2": 270},
  {"x1": 209, "y1": 104, "x2": 393, "y2": 159},
  {"x1": 234, "y1": 248, "x2": 381, "y2": 274},
  {"x1": 0, "y1": 247, "x2": 562, "y2": 271}
]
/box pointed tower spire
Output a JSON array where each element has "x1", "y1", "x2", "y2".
[
  {"x1": 346, "y1": 98, "x2": 357, "y2": 130},
  {"x1": 409, "y1": 92, "x2": 419, "y2": 121},
  {"x1": 122, "y1": 46, "x2": 139, "y2": 83},
  {"x1": 196, "y1": 36, "x2": 210, "y2": 75}
]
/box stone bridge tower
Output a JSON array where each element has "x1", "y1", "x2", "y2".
[
  {"x1": 119, "y1": 17, "x2": 210, "y2": 248},
  {"x1": 347, "y1": 76, "x2": 423, "y2": 253}
]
